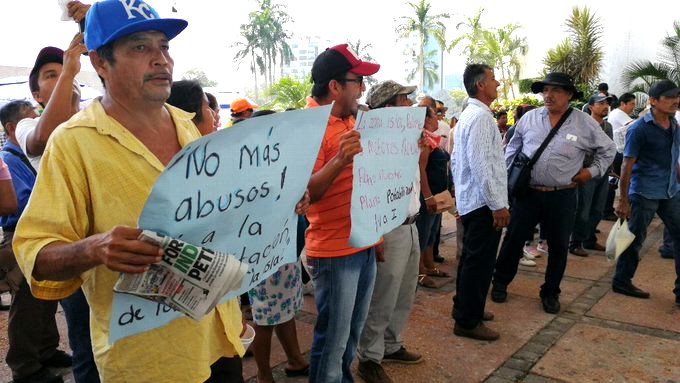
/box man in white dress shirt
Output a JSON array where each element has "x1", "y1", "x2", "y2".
[{"x1": 451, "y1": 64, "x2": 509, "y2": 341}]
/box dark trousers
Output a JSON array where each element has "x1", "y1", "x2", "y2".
[
  {"x1": 7, "y1": 278, "x2": 60, "y2": 378},
  {"x1": 61, "y1": 289, "x2": 100, "y2": 383},
  {"x1": 613, "y1": 193, "x2": 680, "y2": 297},
  {"x1": 494, "y1": 188, "x2": 577, "y2": 297},
  {"x1": 2, "y1": 231, "x2": 60, "y2": 379},
  {"x1": 453, "y1": 207, "x2": 501, "y2": 328},
  {"x1": 571, "y1": 176, "x2": 608, "y2": 247},
  {"x1": 203, "y1": 357, "x2": 244, "y2": 383}
]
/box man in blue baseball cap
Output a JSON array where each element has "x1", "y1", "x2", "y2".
[{"x1": 13, "y1": 1, "x2": 245, "y2": 382}]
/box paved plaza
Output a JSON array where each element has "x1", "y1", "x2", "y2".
[{"x1": 1, "y1": 214, "x2": 678, "y2": 383}]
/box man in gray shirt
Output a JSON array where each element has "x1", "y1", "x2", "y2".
[
  {"x1": 569, "y1": 93, "x2": 615, "y2": 256},
  {"x1": 491, "y1": 73, "x2": 616, "y2": 314}
]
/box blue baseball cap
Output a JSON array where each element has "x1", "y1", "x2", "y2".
[{"x1": 84, "y1": 0, "x2": 188, "y2": 51}]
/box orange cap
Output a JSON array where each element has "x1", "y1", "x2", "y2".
[{"x1": 230, "y1": 98, "x2": 258, "y2": 114}]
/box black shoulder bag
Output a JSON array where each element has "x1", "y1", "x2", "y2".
[
  {"x1": 2, "y1": 147, "x2": 37, "y2": 176},
  {"x1": 507, "y1": 107, "x2": 573, "y2": 199}
]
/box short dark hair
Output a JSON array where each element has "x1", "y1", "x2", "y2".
[
  {"x1": 251, "y1": 110, "x2": 276, "y2": 118},
  {"x1": 597, "y1": 82, "x2": 608, "y2": 92},
  {"x1": 463, "y1": 64, "x2": 492, "y2": 97},
  {"x1": 419, "y1": 95, "x2": 436, "y2": 109},
  {"x1": 0, "y1": 100, "x2": 34, "y2": 128},
  {"x1": 205, "y1": 92, "x2": 219, "y2": 111},
  {"x1": 618, "y1": 92, "x2": 635, "y2": 104},
  {"x1": 167, "y1": 80, "x2": 206, "y2": 123},
  {"x1": 311, "y1": 71, "x2": 349, "y2": 99},
  {"x1": 495, "y1": 110, "x2": 507, "y2": 119},
  {"x1": 514, "y1": 104, "x2": 536, "y2": 122},
  {"x1": 94, "y1": 42, "x2": 116, "y2": 88}
]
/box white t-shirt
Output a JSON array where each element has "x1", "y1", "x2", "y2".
[
  {"x1": 609, "y1": 108, "x2": 633, "y2": 154},
  {"x1": 435, "y1": 120, "x2": 450, "y2": 151},
  {"x1": 15, "y1": 117, "x2": 43, "y2": 170}
]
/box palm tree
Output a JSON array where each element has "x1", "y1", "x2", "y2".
[
  {"x1": 622, "y1": 21, "x2": 680, "y2": 92},
  {"x1": 481, "y1": 24, "x2": 528, "y2": 99},
  {"x1": 448, "y1": 8, "x2": 488, "y2": 64},
  {"x1": 396, "y1": 0, "x2": 448, "y2": 91},
  {"x1": 234, "y1": 22, "x2": 265, "y2": 100},
  {"x1": 406, "y1": 49, "x2": 439, "y2": 90},
  {"x1": 234, "y1": 0, "x2": 294, "y2": 95},
  {"x1": 543, "y1": 6, "x2": 603, "y2": 87}
]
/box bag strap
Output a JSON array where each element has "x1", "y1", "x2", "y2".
[
  {"x1": 2, "y1": 147, "x2": 37, "y2": 176},
  {"x1": 528, "y1": 107, "x2": 573, "y2": 167}
]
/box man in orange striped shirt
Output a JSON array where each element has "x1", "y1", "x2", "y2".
[{"x1": 304, "y1": 44, "x2": 381, "y2": 383}]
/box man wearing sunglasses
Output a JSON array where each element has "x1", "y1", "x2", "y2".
[{"x1": 304, "y1": 44, "x2": 381, "y2": 382}]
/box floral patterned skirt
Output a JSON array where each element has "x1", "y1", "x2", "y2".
[{"x1": 248, "y1": 261, "x2": 303, "y2": 326}]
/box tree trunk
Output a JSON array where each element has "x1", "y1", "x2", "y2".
[
  {"x1": 252, "y1": 52, "x2": 259, "y2": 100},
  {"x1": 440, "y1": 48, "x2": 444, "y2": 90},
  {"x1": 420, "y1": 33, "x2": 425, "y2": 92}
]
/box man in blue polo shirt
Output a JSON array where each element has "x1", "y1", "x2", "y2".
[
  {"x1": 0, "y1": 100, "x2": 70, "y2": 383},
  {"x1": 614, "y1": 80, "x2": 680, "y2": 305}
]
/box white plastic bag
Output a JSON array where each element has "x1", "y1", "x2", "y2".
[{"x1": 605, "y1": 219, "x2": 635, "y2": 261}]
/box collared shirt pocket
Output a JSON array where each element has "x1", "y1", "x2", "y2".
[{"x1": 553, "y1": 137, "x2": 579, "y2": 160}]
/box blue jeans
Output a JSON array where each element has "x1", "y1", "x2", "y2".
[
  {"x1": 613, "y1": 193, "x2": 680, "y2": 298},
  {"x1": 61, "y1": 289, "x2": 100, "y2": 383},
  {"x1": 308, "y1": 248, "x2": 377, "y2": 383},
  {"x1": 571, "y1": 176, "x2": 608, "y2": 247},
  {"x1": 659, "y1": 226, "x2": 674, "y2": 257}
]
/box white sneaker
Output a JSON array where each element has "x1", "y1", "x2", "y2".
[
  {"x1": 536, "y1": 241, "x2": 548, "y2": 255},
  {"x1": 519, "y1": 257, "x2": 537, "y2": 267},
  {"x1": 523, "y1": 245, "x2": 540, "y2": 260}
]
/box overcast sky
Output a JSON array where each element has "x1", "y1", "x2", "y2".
[{"x1": 1, "y1": 0, "x2": 677, "y2": 96}]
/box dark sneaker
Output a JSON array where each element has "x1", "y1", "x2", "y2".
[
  {"x1": 13, "y1": 367, "x2": 63, "y2": 383},
  {"x1": 541, "y1": 295, "x2": 561, "y2": 314},
  {"x1": 41, "y1": 350, "x2": 72, "y2": 368},
  {"x1": 453, "y1": 323, "x2": 500, "y2": 341},
  {"x1": 491, "y1": 287, "x2": 507, "y2": 303},
  {"x1": 569, "y1": 246, "x2": 589, "y2": 257},
  {"x1": 383, "y1": 346, "x2": 423, "y2": 364},
  {"x1": 358, "y1": 360, "x2": 393, "y2": 383},
  {"x1": 612, "y1": 284, "x2": 650, "y2": 299}
]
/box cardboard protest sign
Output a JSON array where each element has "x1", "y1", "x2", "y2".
[
  {"x1": 349, "y1": 107, "x2": 425, "y2": 248},
  {"x1": 108, "y1": 106, "x2": 330, "y2": 343}
]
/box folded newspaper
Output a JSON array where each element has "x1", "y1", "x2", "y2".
[{"x1": 113, "y1": 230, "x2": 248, "y2": 320}]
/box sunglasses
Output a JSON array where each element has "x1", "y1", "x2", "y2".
[{"x1": 337, "y1": 76, "x2": 364, "y2": 86}]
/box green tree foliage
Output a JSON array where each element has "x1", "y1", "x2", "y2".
[
  {"x1": 449, "y1": 9, "x2": 528, "y2": 99},
  {"x1": 407, "y1": 49, "x2": 439, "y2": 90},
  {"x1": 396, "y1": 0, "x2": 449, "y2": 91},
  {"x1": 622, "y1": 21, "x2": 680, "y2": 93},
  {"x1": 182, "y1": 68, "x2": 218, "y2": 87},
  {"x1": 448, "y1": 8, "x2": 486, "y2": 64},
  {"x1": 234, "y1": 0, "x2": 294, "y2": 99},
  {"x1": 480, "y1": 25, "x2": 528, "y2": 99},
  {"x1": 543, "y1": 6, "x2": 603, "y2": 89},
  {"x1": 263, "y1": 76, "x2": 313, "y2": 111}
]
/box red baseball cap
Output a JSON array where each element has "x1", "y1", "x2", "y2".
[{"x1": 311, "y1": 44, "x2": 380, "y2": 84}]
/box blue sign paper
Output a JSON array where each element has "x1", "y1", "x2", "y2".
[
  {"x1": 108, "y1": 106, "x2": 331, "y2": 344},
  {"x1": 349, "y1": 107, "x2": 425, "y2": 247}
]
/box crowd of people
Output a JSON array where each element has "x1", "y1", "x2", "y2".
[{"x1": 0, "y1": 1, "x2": 678, "y2": 383}]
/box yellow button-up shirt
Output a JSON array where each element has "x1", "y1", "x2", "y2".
[{"x1": 13, "y1": 99, "x2": 243, "y2": 382}]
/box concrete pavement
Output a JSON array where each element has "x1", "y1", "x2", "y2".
[{"x1": 1, "y1": 214, "x2": 678, "y2": 383}]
